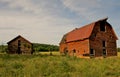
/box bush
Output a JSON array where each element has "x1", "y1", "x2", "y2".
[{"x1": 33, "y1": 43, "x2": 59, "y2": 52}]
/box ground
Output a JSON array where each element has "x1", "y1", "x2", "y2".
[{"x1": 0, "y1": 52, "x2": 120, "y2": 77}]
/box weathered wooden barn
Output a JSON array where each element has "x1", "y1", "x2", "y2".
[
  {"x1": 7, "y1": 35, "x2": 33, "y2": 54},
  {"x1": 59, "y1": 18, "x2": 118, "y2": 58}
]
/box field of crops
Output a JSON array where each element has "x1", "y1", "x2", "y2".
[{"x1": 0, "y1": 52, "x2": 120, "y2": 77}]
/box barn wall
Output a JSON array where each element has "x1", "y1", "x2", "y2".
[
  {"x1": 8, "y1": 37, "x2": 32, "y2": 54},
  {"x1": 8, "y1": 43, "x2": 18, "y2": 54},
  {"x1": 64, "y1": 39, "x2": 90, "y2": 57},
  {"x1": 59, "y1": 43, "x2": 67, "y2": 53},
  {"x1": 90, "y1": 22, "x2": 117, "y2": 57}
]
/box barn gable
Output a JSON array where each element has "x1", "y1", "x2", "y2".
[
  {"x1": 105, "y1": 22, "x2": 118, "y2": 40},
  {"x1": 7, "y1": 35, "x2": 33, "y2": 54},
  {"x1": 7, "y1": 35, "x2": 31, "y2": 44}
]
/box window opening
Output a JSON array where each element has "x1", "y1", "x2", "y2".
[{"x1": 100, "y1": 21, "x2": 106, "y2": 31}]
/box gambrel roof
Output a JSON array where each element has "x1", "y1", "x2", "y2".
[{"x1": 60, "y1": 18, "x2": 118, "y2": 43}]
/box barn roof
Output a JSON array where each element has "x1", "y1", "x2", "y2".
[
  {"x1": 66, "y1": 22, "x2": 95, "y2": 42},
  {"x1": 61, "y1": 17, "x2": 117, "y2": 43},
  {"x1": 60, "y1": 34, "x2": 67, "y2": 44},
  {"x1": 7, "y1": 35, "x2": 32, "y2": 44}
]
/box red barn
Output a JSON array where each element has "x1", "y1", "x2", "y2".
[
  {"x1": 59, "y1": 18, "x2": 118, "y2": 58},
  {"x1": 7, "y1": 35, "x2": 33, "y2": 54}
]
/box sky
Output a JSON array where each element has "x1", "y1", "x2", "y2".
[{"x1": 0, "y1": 0, "x2": 120, "y2": 46}]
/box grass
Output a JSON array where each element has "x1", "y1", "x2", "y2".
[
  {"x1": 0, "y1": 52, "x2": 120, "y2": 77},
  {"x1": 38, "y1": 51, "x2": 60, "y2": 55}
]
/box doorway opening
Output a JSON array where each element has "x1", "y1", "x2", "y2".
[
  {"x1": 90, "y1": 49, "x2": 95, "y2": 56},
  {"x1": 18, "y1": 40, "x2": 21, "y2": 54}
]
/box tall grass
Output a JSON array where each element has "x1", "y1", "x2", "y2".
[{"x1": 0, "y1": 52, "x2": 120, "y2": 77}]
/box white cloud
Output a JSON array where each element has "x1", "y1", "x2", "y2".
[
  {"x1": 61, "y1": 0, "x2": 120, "y2": 21},
  {"x1": 0, "y1": 0, "x2": 43, "y2": 14},
  {"x1": 62, "y1": 0, "x2": 101, "y2": 20},
  {"x1": 0, "y1": 12, "x2": 76, "y2": 45},
  {"x1": 62, "y1": 0, "x2": 101, "y2": 9}
]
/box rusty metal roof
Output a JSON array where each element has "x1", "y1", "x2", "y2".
[
  {"x1": 64, "y1": 17, "x2": 115, "y2": 42},
  {"x1": 66, "y1": 22, "x2": 95, "y2": 42}
]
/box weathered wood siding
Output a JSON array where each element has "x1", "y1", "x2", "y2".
[
  {"x1": 89, "y1": 22, "x2": 117, "y2": 57},
  {"x1": 59, "y1": 43, "x2": 67, "y2": 54},
  {"x1": 8, "y1": 37, "x2": 32, "y2": 54}
]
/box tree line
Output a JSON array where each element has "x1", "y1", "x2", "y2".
[
  {"x1": 0, "y1": 43, "x2": 59, "y2": 53},
  {"x1": 32, "y1": 43, "x2": 59, "y2": 52}
]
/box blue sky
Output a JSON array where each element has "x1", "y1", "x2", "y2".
[{"x1": 0, "y1": 0, "x2": 120, "y2": 46}]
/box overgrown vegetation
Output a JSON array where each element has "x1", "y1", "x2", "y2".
[
  {"x1": 117, "y1": 48, "x2": 120, "y2": 52},
  {"x1": 0, "y1": 45, "x2": 7, "y2": 53},
  {"x1": 32, "y1": 43, "x2": 59, "y2": 52},
  {"x1": 0, "y1": 52, "x2": 120, "y2": 77},
  {"x1": 0, "y1": 43, "x2": 59, "y2": 53}
]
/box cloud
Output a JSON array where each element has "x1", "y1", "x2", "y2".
[
  {"x1": 0, "y1": 11, "x2": 76, "y2": 45},
  {"x1": 0, "y1": 0, "x2": 80, "y2": 19},
  {"x1": 62, "y1": 0, "x2": 102, "y2": 20},
  {"x1": 0, "y1": 0, "x2": 120, "y2": 47},
  {"x1": 0, "y1": 27, "x2": 21, "y2": 30},
  {"x1": 0, "y1": 0, "x2": 41, "y2": 14},
  {"x1": 61, "y1": 0, "x2": 120, "y2": 21}
]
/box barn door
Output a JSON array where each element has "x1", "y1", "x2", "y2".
[
  {"x1": 73, "y1": 49, "x2": 76, "y2": 56},
  {"x1": 103, "y1": 49, "x2": 107, "y2": 57},
  {"x1": 64, "y1": 47, "x2": 68, "y2": 55},
  {"x1": 90, "y1": 49, "x2": 95, "y2": 57},
  {"x1": 18, "y1": 40, "x2": 21, "y2": 54}
]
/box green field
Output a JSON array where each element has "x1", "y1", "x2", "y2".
[{"x1": 0, "y1": 52, "x2": 120, "y2": 77}]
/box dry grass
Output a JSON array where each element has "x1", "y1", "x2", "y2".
[
  {"x1": 0, "y1": 52, "x2": 120, "y2": 77},
  {"x1": 38, "y1": 51, "x2": 60, "y2": 55},
  {"x1": 118, "y1": 52, "x2": 120, "y2": 57}
]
